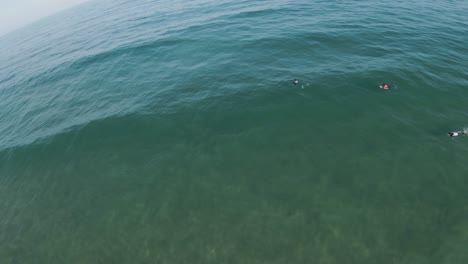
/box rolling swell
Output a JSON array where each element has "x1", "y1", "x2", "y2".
[
  {"x1": 0, "y1": 2, "x2": 306, "y2": 151},
  {"x1": 0, "y1": 34, "x2": 202, "y2": 149},
  {"x1": 1, "y1": 0, "x2": 468, "y2": 263}
]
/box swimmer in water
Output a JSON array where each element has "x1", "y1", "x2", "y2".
[
  {"x1": 380, "y1": 83, "x2": 391, "y2": 90},
  {"x1": 448, "y1": 130, "x2": 467, "y2": 137},
  {"x1": 293, "y1": 79, "x2": 299, "y2": 85}
]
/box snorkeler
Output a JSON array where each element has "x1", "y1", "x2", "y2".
[
  {"x1": 380, "y1": 83, "x2": 391, "y2": 90},
  {"x1": 448, "y1": 130, "x2": 467, "y2": 137},
  {"x1": 293, "y1": 79, "x2": 299, "y2": 85}
]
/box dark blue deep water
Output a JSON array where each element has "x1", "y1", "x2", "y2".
[{"x1": 1, "y1": 0, "x2": 468, "y2": 263}]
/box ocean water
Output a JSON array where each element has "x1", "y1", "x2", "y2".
[{"x1": 1, "y1": 0, "x2": 468, "y2": 263}]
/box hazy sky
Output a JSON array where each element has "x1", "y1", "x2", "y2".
[{"x1": 0, "y1": 0, "x2": 90, "y2": 36}]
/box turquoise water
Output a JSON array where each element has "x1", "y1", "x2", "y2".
[{"x1": 1, "y1": 0, "x2": 468, "y2": 263}]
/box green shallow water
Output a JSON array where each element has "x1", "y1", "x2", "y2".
[{"x1": 1, "y1": 0, "x2": 468, "y2": 263}]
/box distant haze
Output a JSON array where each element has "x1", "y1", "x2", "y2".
[{"x1": 0, "y1": 0, "x2": 89, "y2": 36}]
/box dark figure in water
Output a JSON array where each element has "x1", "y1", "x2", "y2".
[
  {"x1": 293, "y1": 79, "x2": 299, "y2": 85},
  {"x1": 448, "y1": 130, "x2": 467, "y2": 137},
  {"x1": 380, "y1": 83, "x2": 391, "y2": 90}
]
